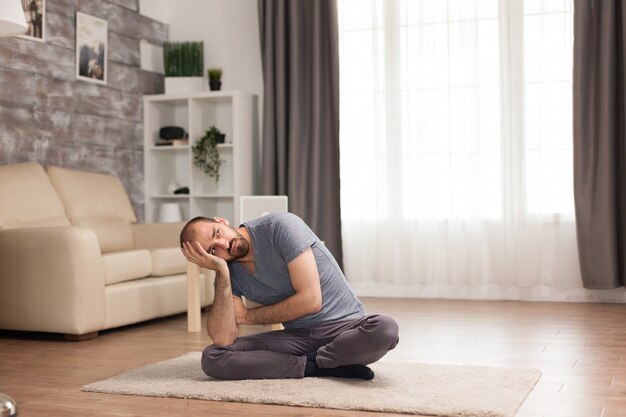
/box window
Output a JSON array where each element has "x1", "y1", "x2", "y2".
[
  {"x1": 337, "y1": 0, "x2": 579, "y2": 294},
  {"x1": 338, "y1": 0, "x2": 574, "y2": 220}
]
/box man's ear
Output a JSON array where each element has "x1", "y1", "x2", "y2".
[{"x1": 212, "y1": 217, "x2": 230, "y2": 225}]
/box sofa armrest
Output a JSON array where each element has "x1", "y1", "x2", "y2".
[
  {"x1": 132, "y1": 222, "x2": 185, "y2": 250},
  {"x1": 0, "y1": 226, "x2": 106, "y2": 335}
]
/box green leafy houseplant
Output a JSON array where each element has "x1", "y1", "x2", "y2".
[
  {"x1": 208, "y1": 68, "x2": 222, "y2": 82},
  {"x1": 208, "y1": 67, "x2": 223, "y2": 91},
  {"x1": 192, "y1": 127, "x2": 225, "y2": 183},
  {"x1": 163, "y1": 42, "x2": 204, "y2": 76}
]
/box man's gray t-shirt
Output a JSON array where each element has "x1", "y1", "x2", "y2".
[{"x1": 228, "y1": 212, "x2": 364, "y2": 329}]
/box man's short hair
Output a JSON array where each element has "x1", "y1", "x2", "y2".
[{"x1": 179, "y1": 216, "x2": 217, "y2": 248}]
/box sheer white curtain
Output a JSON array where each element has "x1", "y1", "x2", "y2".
[{"x1": 338, "y1": 0, "x2": 585, "y2": 300}]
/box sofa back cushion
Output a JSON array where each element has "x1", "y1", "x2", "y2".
[
  {"x1": 0, "y1": 162, "x2": 70, "y2": 230},
  {"x1": 47, "y1": 166, "x2": 137, "y2": 252}
]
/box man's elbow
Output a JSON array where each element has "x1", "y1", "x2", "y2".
[
  {"x1": 211, "y1": 337, "x2": 235, "y2": 347},
  {"x1": 206, "y1": 328, "x2": 237, "y2": 347}
]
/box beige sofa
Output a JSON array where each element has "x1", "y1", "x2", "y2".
[{"x1": 0, "y1": 162, "x2": 212, "y2": 340}]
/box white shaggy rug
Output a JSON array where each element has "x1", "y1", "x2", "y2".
[{"x1": 82, "y1": 352, "x2": 541, "y2": 417}]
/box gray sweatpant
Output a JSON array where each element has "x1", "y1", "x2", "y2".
[{"x1": 201, "y1": 314, "x2": 399, "y2": 380}]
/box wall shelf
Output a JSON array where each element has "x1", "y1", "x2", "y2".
[{"x1": 143, "y1": 90, "x2": 257, "y2": 224}]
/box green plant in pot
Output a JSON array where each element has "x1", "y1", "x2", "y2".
[
  {"x1": 208, "y1": 67, "x2": 222, "y2": 91},
  {"x1": 192, "y1": 126, "x2": 226, "y2": 183}
]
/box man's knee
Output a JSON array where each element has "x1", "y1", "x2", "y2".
[
  {"x1": 201, "y1": 345, "x2": 230, "y2": 378},
  {"x1": 369, "y1": 314, "x2": 399, "y2": 350}
]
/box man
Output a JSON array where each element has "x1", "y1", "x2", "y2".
[{"x1": 180, "y1": 212, "x2": 399, "y2": 380}]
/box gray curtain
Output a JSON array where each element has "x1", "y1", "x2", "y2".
[
  {"x1": 573, "y1": 0, "x2": 626, "y2": 288},
  {"x1": 258, "y1": 0, "x2": 343, "y2": 267}
]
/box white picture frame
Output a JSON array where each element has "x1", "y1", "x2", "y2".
[
  {"x1": 16, "y1": 0, "x2": 45, "y2": 42},
  {"x1": 75, "y1": 12, "x2": 107, "y2": 85}
]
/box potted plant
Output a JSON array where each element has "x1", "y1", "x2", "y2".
[
  {"x1": 208, "y1": 67, "x2": 223, "y2": 91},
  {"x1": 192, "y1": 126, "x2": 226, "y2": 183},
  {"x1": 163, "y1": 41, "x2": 204, "y2": 94}
]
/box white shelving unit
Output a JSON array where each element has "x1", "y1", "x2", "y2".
[{"x1": 143, "y1": 91, "x2": 257, "y2": 225}]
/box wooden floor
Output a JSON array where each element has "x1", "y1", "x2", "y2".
[{"x1": 1, "y1": 298, "x2": 626, "y2": 417}]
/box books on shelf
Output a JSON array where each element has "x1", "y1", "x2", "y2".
[{"x1": 155, "y1": 139, "x2": 189, "y2": 147}]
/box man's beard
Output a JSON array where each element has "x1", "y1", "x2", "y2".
[{"x1": 228, "y1": 229, "x2": 249, "y2": 260}]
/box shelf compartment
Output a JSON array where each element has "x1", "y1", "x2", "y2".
[
  {"x1": 190, "y1": 96, "x2": 234, "y2": 145},
  {"x1": 148, "y1": 198, "x2": 190, "y2": 222},
  {"x1": 144, "y1": 99, "x2": 189, "y2": 147},
  {"x1": 146, "y1": 150, "x2": 190, "y2": 196},
  {"x1": 191, "y1": 196, "x2": 234, "y2": 221},
  {"x1": 191, "y1": 145, "x2": 233, "y2": 196}
]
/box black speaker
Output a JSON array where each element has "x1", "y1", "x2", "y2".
[{"x1": 159, "y1": 126, "x2": 186, "y2": 140}]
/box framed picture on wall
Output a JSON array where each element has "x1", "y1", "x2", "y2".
[
  {"x1": 75, "y1": 12, "x2": 107, "y2": 85},
  {"x1": 16, "y1": 0, "x2": 45, "y2": 42}
]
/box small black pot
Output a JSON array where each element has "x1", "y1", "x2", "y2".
[
  {"x1": 217, "y1": 133, "x2": 226, "y2": 144},
  {"x1": 209, "y1": 80, "x2": 222, "y2": 91}
]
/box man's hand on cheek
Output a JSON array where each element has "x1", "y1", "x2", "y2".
[{"x1": 181, "y1": 241, "x2": 227, "y2": 271}]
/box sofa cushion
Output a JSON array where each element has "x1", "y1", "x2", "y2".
[
  {"x1": 73, "y1": 218, "x2": 135, "y2": 253},
  {"x1": 150, "y1": 247, "x2": 187, "y2": 276},
  {"x1": 101, "y1": 250, "x2": 152, "y2": 285},
  {"x1": 0, "y1": 163, "x2": 70, "y2": 230},
  {"x1": 46, "y1": 166, "x2": 136, "y2": 252},
  {"x1": 104, "y1": 275, "x2": 208, "y2": 330}
]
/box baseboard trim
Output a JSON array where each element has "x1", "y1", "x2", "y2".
[{"x1": 350, "y1": 281, "x2": 626, "y2": 303}]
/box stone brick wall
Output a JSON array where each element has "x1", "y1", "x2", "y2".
[{"x1": 0, "y1": 0, "x2": 168, "y2": 221}]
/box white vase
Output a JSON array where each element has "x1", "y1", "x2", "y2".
[{"x1": 158, "y1": 203, "x2": 182, "y2": 223}]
